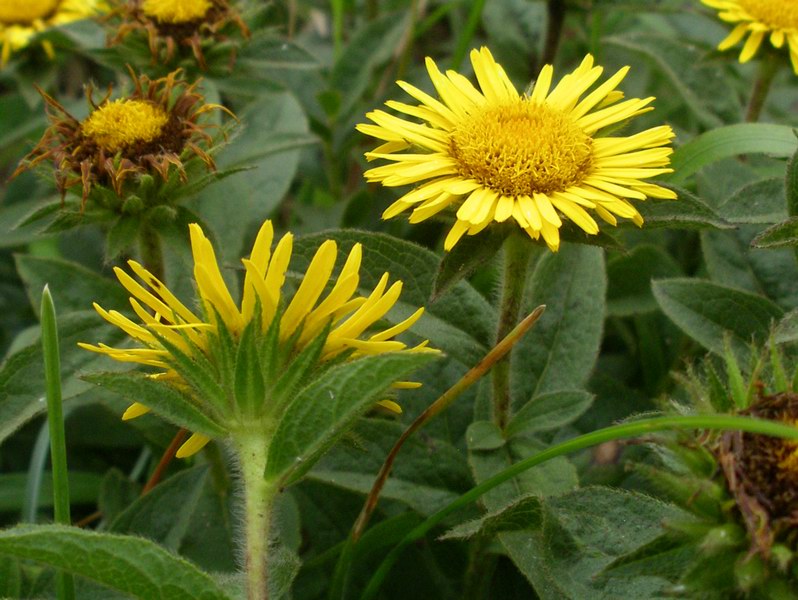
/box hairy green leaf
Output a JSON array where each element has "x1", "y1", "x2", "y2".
[
  {"x1": 652, "y1": 278, "x2": 783, "y2": 357},
  {"x1": 83, "y1": 371, "x2": 226, "y2": 438},
  {"x1": 665, "y1": 124, "x2": 798, "y2": 185},
  {"x1": 0, "y1": 524, "x2": 232, "y2": 600},
  {"x1": 266, "y1": 352, "x2": 439, "y2": 485},
  {"x1": 512, "y1": 244, "x2": 606, "y2": 406},
  {"x1": 505, "y1": 390, "x2": 594, "y2": 438}
]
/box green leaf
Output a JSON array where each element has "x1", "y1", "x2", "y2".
[
  {"x1": 97, "y1": 469, "x2": 141, "y2": 525},
  {"x1": 500, "y1": 487, "x2": 683, "y2": 599},
  {"x1": 269, "y1": 324, "x2": 328, "y2": 413},
  {"x1": 0, "y1": 524, "x2": 232, "y2": 600},
  {"x1": 701, "y1": 226, "x2": 798, "y2": 309},
  {"x1": 652, "y1": 278, "x2": 784, "y2": 357},
  {"x1": 468, "y1": 433, "x2": 578, "y2": 513},
  {"x1": 432, "y1": 227, "x2": 506, "y2": 301},
  {"x1": 110, "y1": 466, "x2": 209, "y2": 552},
  {"x1": 330, "y1": 11, "x2": 409, "y2": 119},
  {"x1": 505, "y1": 390, "x2": 594, "y2": 438},
  {"x1": 0, "y1": 556, "x2": 21, "y2": 598},
  {"x1": 233, "y1": 319, "x2": 266, "y2": 416},
  {"x1": 308, "y1": 419, "x2": 473, "y2": 516},
  {"x1": 634, "y1": 186, "x2": 733, "y2": 230},
  {"x1": 751, "y1": 217, "x2": 798, "y2": 249},
  {"x1": 0, "y1": 312, "x2": 127, "y2": 445},
  {"x1": 606, "y1": 34, "x2": 737, "y2": 128},
  {"x1": 607, "y1": 245, "x2": 682, "y2": 317},
  {"x1": 265, "y1": 352, "x2": 439, "y2": 486},
  {"x1": 601, "y1": 532, "x2": 698, "y2": 584},
  {"x1": 105, "y1": 215, "x2": 142, "y2": 262},
  {"x1": 441, "y1": 494, "x2": 543, "y2": 541},
  {"x1": 292, "y1": 230, "x2": 496, "y2": 365},
  {"x1": 0, "y1": 472, "x2": 103, "y2": 512},
  {"x1": 665, "y1": 124, "x2": 798, "y2": 186},
  {"x1": 717, "y1": 178, "x2": 785, "y2": 224},
  {"x1": 15, "y1": 255, "x2": 130, "y2": 315},
  {"x1": 466, "y1": 421, "x2": 506, "y2": 451},
  {"x1": 511, "y1": 244, "x2": 606, "y2": 406},
  {"x1": 196, "y1": 92, "x2": 308, "y2": 269},
  {"x1": 83, "y1": 371, "x2": 227, "y2": 438}
]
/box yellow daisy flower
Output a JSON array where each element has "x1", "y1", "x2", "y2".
[
  {"x1": 701, "y1": 0, "x2": 798, "y2": 73},
  {"x1": 0, "y1": 0, "x2": 104, "y2": 66},
  {"x1": 358, "y1": 47, "x2": 676, "y2": 252},
  {"x1": 80, "y1": 219, "x2": 436, "y2": 458}
]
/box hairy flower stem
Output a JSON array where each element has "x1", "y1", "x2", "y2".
[
  {"x1": 745, "y1": 52, "x2": 779, "y2": 123},
  {"x1": 235, "y1": 433, "x2": 276, "y2": 600},
  {"x1": 492, "y1": 234, "x2": 533, "y2": 429}
]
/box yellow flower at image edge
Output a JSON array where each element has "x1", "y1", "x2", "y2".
[
  {"x1": 0, "y1": 0, "x2": 104, "y2": 66},
  {"x1": 701, "y1": 0, "x2": 798, "y2": 73},
  {"x1": 358, "y1": 48, "x2": 677, "y2": 251},
  {"x1": 80, "y1": 220, "x2": 436, "y2": 458}
]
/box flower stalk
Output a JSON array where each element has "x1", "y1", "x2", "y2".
[
  {"x1": 235, "y1": 431, "x2": 277, "y2": 600},
  {"x1": 745, "y1": 52, "x2": 780, "y2": 123},
  {"x1": 492, "y1": 234, "x2": 533, "y2": 429}
]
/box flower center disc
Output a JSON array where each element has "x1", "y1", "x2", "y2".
[
  {"x1": 0, "y1": 0, "x2": 59, "y2": 24},
  {"x1": 449, "y1": 101, "x2": 594, "y2": 197},
  {"x1": 141, "y1": 0, "x2": 213, "y2": 24},
  {"x1": 81, "y1": 99, "x2": 170, "y2": 153},
  {"x1": 740, "y1": 0, "x2": 798, "y2": 29}
]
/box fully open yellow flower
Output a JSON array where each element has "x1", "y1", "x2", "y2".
[
  {"x1": 0, "y1": 0, "x2": 104, "y2": 66},
  {"x1": 701, "y1": 0, "x2": 798, "y2": 73},
  {"x1": 358, "y1": 48, "x2": 676, "y2": 251},
  {"x1": 80, "y1": 220, "x2": 435, "y2": 458}
]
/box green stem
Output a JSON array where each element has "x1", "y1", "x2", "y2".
[
  {"x1": 492, "y1": 234, "x2": 533, "y2": 430},
  {"x1": 139, "y1": 226, "x2": 165, "y2": 283},
  {"x1": 539, "y1": 0, "x2": 567, "y2": 73},
  {"x1": 235, "y1": 432, "x2": 277, "y2": 600},
  {"x1": 450, "y1": 0, "x2": 487, "y2": 70},
  {"x1": 41, "y1": 286, "x2": 75, "y2": 600},
  {"x1": 745, "y1": 52, "x2": 779, "y2": 123},
  {"x1": 395, "y1": 0, "x2": 420, "y2": 82},
  {"x1": 362, "y1": 414, "x2": 798, "y2": 599},
  {"x1": 332, "y1": 0, "x2": 345, "y2": 59}
]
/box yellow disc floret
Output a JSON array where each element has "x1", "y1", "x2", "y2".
[
  {"x1": 739, "y1": 0, "x2": 798, "y2": 30},
  {"x1": 450, "y1": 102, "x2": 593, "y2": 197},
  {"x1": 0, "y1": 0, "x2": 59, "y2": 24},
  {"x1": 81, "y1": 99, "x2": 169, "y2": 153},
  {"x1": 141, "y1": 0, "x2": 213, "y2": 24}
]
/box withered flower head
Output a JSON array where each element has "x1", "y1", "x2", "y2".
[
  {"x1": 720, "y1": 391, "x2": 798, "y2": 556},
  {"x1": 109, "y1": 0, "x2": 249, "y2": 70},
  {"x1": 15, "y1": 68, "x2": 231, "y2": 207}
]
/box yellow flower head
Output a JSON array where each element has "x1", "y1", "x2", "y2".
[
  {"x1": 0, "y1": 0, "x2": 104, "y2": 66},
  {"x1": 80, "y1": 220, "x2": 436, "y2": 458},
  {"x1": 109, "y1": 0, "x2": 249, "y2": 70},
  {"x1": 701, "y1": 0, "x2": 798, "y2": 73},
  {"x1": 358, "y1": 47, "x2": 677, "y2": 252},
  {"x1": 14, "y1": 69, "x2": 230, "y2": 206}
]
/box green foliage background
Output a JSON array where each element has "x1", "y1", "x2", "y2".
[{"x1": 1, "y1": 0, "x2": 797, "y2": 598}]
